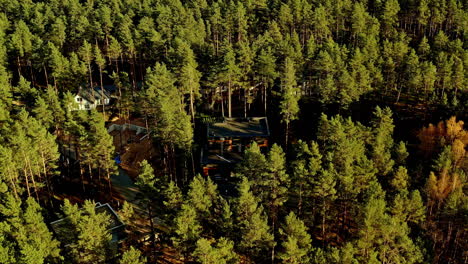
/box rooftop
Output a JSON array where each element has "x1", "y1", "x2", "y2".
[
  {"x1": 207, "y1": 117, "x2": 270, "y2": 138},
  {"x1": 76, "y1": 87, "x2": 111, "y2": 104},
  {"x1": 201, "y1": 148, "x2": 243, "y2": 165}
]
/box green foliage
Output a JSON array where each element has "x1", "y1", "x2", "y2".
[
  {"x1": 280, "y1": 57, "x2": 300, "y2": 127},
  {"x1": 371, "y1": 106, "x2": 395, "y2": 176},
  {"x1": 356, "y1": 196, "x2": 423, "y2": 264},
  {"x1": 391, "y1": 190, "x2": 426, "y2": 225},
  {"x1": 136, "y1": 160, "x2": 159, "y2": 194},
  {"x1": 163, "y1": 181, "x2": 183, "y2": 214},
  {"x1": 193, "y1": 237, "x2": 237, "y2": 264},
  {"x1": 119, "y1": 201, "x2": 135, "y2": 223},
  {"x1": 172, "y1": 203, "x2": 202, "y2": 254},
  {"x1": 391, "y1": 166, "x2": 409, "y2": 191},
  {"x1": 62, "y1": 200, "x2": 112, "y2": 264},
  {"x1": 0, "y1": 0, "x2": 464, "y2": 263},
  {"x1": 278, "y1": 212, "x2": 311, "y2": 263},
  {"x1": 0, "y1": 195, "x2": 61, "y2": 264},
  {"x1": 145, "y1": 63, "x2": 193, "y2": 150},
  {"x1": 120, "y1": 246, "x2": 146, "y2": 264},
  {"x1": 235, "y1": 177, "x2": 274, "y2": 258},
  {"x1": 235, "y1": 142, "x2": 268, "y2": 190}
]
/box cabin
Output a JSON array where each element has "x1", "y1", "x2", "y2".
[
  {"x1": 201, "y1": 117, "x2": 270, "y2": 178},
  {"x1": 74, "y1": 87, "x2": 111, "y2": 110}
]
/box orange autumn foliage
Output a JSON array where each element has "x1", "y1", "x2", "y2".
[{"x1": 418, "y1": 116, "x2": 468, "y2": 161}]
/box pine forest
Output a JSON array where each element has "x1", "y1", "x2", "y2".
[{"x1": 0, "y1": 0, "x2": 466, "y2": 263}]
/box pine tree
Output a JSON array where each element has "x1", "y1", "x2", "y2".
[
  {"x1": 119, "y1": 246, "x2": 146, "y2": 264},
  {"x1": 235, "y1": 142, "x2": 268, "y2": 192},
  {"x1": 177, "y1": 41, "x2": 201, "y2": 121},
  {"x1": 264, "y1": 144, "x2": 289, "y2": 230},
  {"x1": 356, "y1": 196, "x2": 423, "y2": 264},
  {"x1": 391, "y1": 190, "x2": 426, "y2": 225},
  {"x1": 145, "y1": 63, "x2": 193, "y2": 152},
  {"x1": 187, "y1": 174, "x2": 217, "y2": 217},
  {"x1": 237, "y1": 40, "x2": 254, "y2": 118},
  {"x1": 119, "y1": 201, "x2": 135, "y2": 223},
  {"x1": 163, "y1": 181, "x2": 183, "y2": 215},
  {"x1": 0, "y1": 184, "x2": 61, "y2": 264},
  {"x1": 255, "y1": 47, "x2": 277, "y2": 114},
  {"x1": 33, "y1": 96, "x2": 53, "y2": 129},
  {"x1": 136, "y1": 160, "x2": 161, "y2": 196},
  {"x1": 381, "y1": 0, "x2": 400, "y2": 38},
  {"x1": 290, "y1": 140, "x2": 316, "y2": 214},
  {"x1": 235, "y1": 177, "x2": 274, "y2": 259},
  {"x1": 172, "y1": 203, "x2": 202, "y2": 255},
  {"x1": 193, "y1": 237, "x2": 237, "y2": 264},
  {"x1": 391, "y1": 166, "x2": 409, "y2": 191},
  {"x1": 88, "y1": 110, "x2": 116, "y2": 192},
  {"x1": 280, "y1": 57, "x2": 300, "y2": 147},
  {"x1": 15, "y1": 198, "x2": 61, "y2": 264},
  {"x1": 278, "y1": 212, "x2": 311, "y2": 263},
  {"x1": 74, "y1": 201, "x2": 112, "y2": 263},
  {"x1": 107, "y1": 36, "x2": 122, "y2": 75},
  {"x1": 217, "y1": 43, "x2": 240, "y2": 118},
  {"x1": 371, "y1": 106, "x2": 395, "y2": 176},
  {"x1": 312, "y1": 164, "x2": 337, "y2": 243},
  {"x1": 394, "y1": 141, "x2": 409, "y2": 166},
  {"x1": 78, "y1": 40, "x2": 94, "y2": 88},
  {"x1": 94, "y1": 45, "x2": 107, "y2": 116},
  {"x1": 10, "y1": 20, "x2": 34, "y2": 76}
]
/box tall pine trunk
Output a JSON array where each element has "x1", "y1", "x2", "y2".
[
  {"x1": 99, "y1": 65, "x2": 106, "y2": 119},
  {"x1": 228, "y1": 80, "x2": 232, "y2": 118},
  {"x1": 190, "y1": 87, "x2": 195, "y2": 122}
]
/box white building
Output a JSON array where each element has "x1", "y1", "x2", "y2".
[{"x1": 74, "y1": 87, "x2": 111, "y2": 110}]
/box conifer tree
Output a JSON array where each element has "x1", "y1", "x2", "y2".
[
  {"x1": 163, "y1": 181, "x2": 183, "y2": 216},
  {"x1": 371, "y1": 106, "x2": 395, "y2": 176},
  {"x1": 217, "y1": 43, "x2": 240, "y2": 118},
  {"x1": 88, "y1": 110, "x2": 116, "y2": 192},
  {"x1": 264, "y1": 144, "x2": 289, "y2": 230},
  {"x1": 280, "y1": 57, "x2": 300, "y2": 146},
  {"x1": 33, "y1": 96, "x2": 53, "y2": 129},
  {"x1": 193, "y1": 237, "x2": 237, "y2": 264},
  {"x1": 394, "y1": 141, "x2": 409, "y2": 166},
  {"x1": 15, "y1": 198, "x2": 61, "y2": 264},
  {"x1": 255, "y1": 47, "x2": 278, "y2": 114},
  {"x1": 94, "y1": 45, "x2": 106, "y2": 116},
  {"x1": 177, "y1": 41, "x2": 201, "y2": 121},
  {"x1": 278, "y1": 212, "x2": 311, "y2": 263},
  {"x1": 10, "y1": 20, "x2": 33, "y2": 76},
  {"x1": 235, "y1": 142, "x2": 268, "y2": 192},
  {"x1": 75, "y1": 201, "x2": 111, "y2": 263},
  {"x1": 187, "y1": 174, "x2": 217, "y2": 217},
  {"x1": 145, "y1": 63, "x2": 193, "y2": 153},
  {"x1": 235, "y1": 177, "x2": 274, "y2": 259},
  {"x1": 79, "y1": 40, "x2": 94, "y2": 88},
  {"x1": 312, "y1": 163, "x2": 337, "y2": 243},
  {"x1": 136, "y1": 160, "x2": 160, "y2": 196},
  {"x1": 120, "y1": 246, "x2": 146, "y2": 264},
  {"x1": 172, "y1": 203, "x2": 202, "y2": 255},
  {"x1": 356, "y1": 196, "x2": 423, "y2": 264},
  {"x1": 290, "y1": 140, "x2": 313, "y2": 214}
]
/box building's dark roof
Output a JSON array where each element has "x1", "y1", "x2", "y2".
[
  {"x1": 50, "y1": 202, "x2": 126, "y2": 245},
  {"x1": 207, "y1": 117, "x2": 270, "y2": 138},
  {"x1": 76, "y1": 87, "x2": 111, "y2": 103},
  {"x1": 201, "y1": 148, "x2": 243, "y2": 165}
]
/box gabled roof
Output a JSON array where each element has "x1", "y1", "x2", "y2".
[{"x1": 76, "y1": 87, "x2": 111, "y2": 104}]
